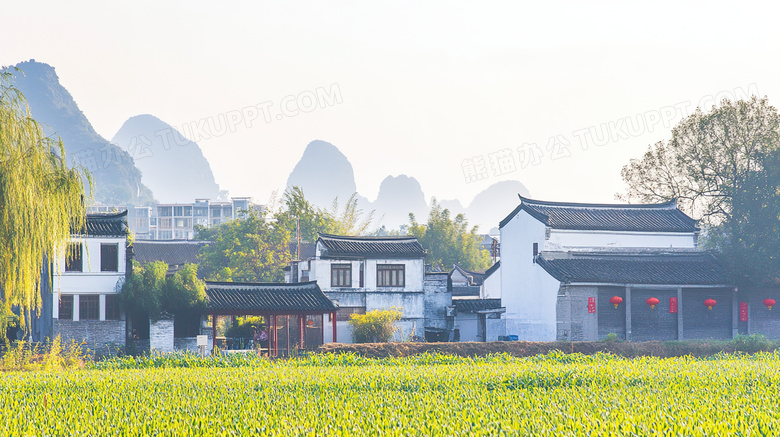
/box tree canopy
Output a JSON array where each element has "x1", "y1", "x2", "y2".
[
  {"x1": 408, "y1": 200, "x2": 492, "y2": 272},
  {"x1": 621, "y1": 97, "x2": 780, "y2": 287},
  {"x1": 0, "y1": 70, "x2": 89, "y2": 331},
  {"x1": 121, "y1": 261, "x2": 206, "y2": 320}
]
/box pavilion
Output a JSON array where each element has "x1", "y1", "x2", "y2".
[{"x1": 205, "y1": 281, "x2": 339, "y2": 356}]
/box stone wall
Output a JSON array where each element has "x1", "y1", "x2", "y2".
[
  {"x1": 150, "y1": 318, "x2": 174, "y2": 353},
  {"x1": 557, "y1": 285, "x2": 598, "y2": 341},
  {"x1": 747, "y1": 288, "x2": 780, "y2": 338},
  {"x1": 597, "y1": 286, "x2": 626, "y2": 339},
  {"x1": 423, "y1": 272, "x2": 452, "y2": 333},
  {"x1": 631, "y1": 288, "x2": 678, "y2": 341},
  {"x1": 682, "y1": 288, "x2": 732, "y2": 340},
  {"x1": 53, "y1": 320, "x2": 125, "y2": 357}
]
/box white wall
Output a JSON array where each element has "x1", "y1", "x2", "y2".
[
  {"x1": 455, "y1": 313, "x2": 480, "y2": 342},
  {"x1": 481, "y1": 267, "x2": 501, "y2": 299},
  {"x1": 53, "y1": 236, "x2": 125, "y2": 320},
  {"x1": 500, "y1": 210, "x2": 561, "y2": 341},
  {"x1": 545, "y1": 229, "x2": 697, "y2": 251}
]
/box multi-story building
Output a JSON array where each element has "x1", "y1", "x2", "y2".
[{"x1": 127, "y1": 197, "x2": 263, "y2": 240}]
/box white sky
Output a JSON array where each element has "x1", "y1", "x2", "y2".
[{"x1": 3, "y1": 1, "x2": 779, "y2": 206}]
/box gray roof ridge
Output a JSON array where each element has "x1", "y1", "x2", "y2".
[
  {"x1": 318, "y1": 232, "x2": 417, "y2": 242},
  {"x1": 519, "y1": 195, "x2": 678, "y2": 210}
]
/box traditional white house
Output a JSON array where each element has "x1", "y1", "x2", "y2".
[
  {"x1": 48, "y1": 211, "x2": 128, "y2": 352},
  {"x1": 289, "y1": 233, "x2": 429, "y2": 343},
  {"x1": 499, "y1": 196, "x2": 731, "y2": 342}
]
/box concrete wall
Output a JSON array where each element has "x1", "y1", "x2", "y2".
[
  {"x1": 53, "y1": 320, "x2": 125, "y2": 356},
  {"x1": 682, "y1": 288, "x2": 733, "y2": 340},
  {"x1": 424, "y1": 273, "x2": 451, "y2": 332},
  {"x1": 597, "y1": 286, "x2": 626, "y2": 339},
  {"x1": 556, "y1": 285, "x2": 598, "y2": 341},
  {"x1": 630, "y1": 288, "x2": 678, "y2": 341},
  {"x1": 545, "y1": 229, "x2": 696, "y2": 251},
  {"x1": 150, "y1": 318, "x2": 174, "y2": 353},
  {"x1": 455, "y1": 313, "x2": 480, "y2": 342},
  {"x1": 485, "y1": 315, "x2": 506, "y2": 342},
  {"x1": 311, "y1": 255, "x2": 425, "y2": 293},
  {"x1": 500, "y1": 210, "x2": 560, "y2": 341},
  {"x1": 746, "y1": 288, "x2": 780, "y2": 338}
]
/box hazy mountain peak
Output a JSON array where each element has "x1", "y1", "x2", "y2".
[
  {"x1": 373, "y1": 175, "x2": 428, "y2": 228},
  {"x1": 286, "y1": 140, "x2": 357, "y2": 208},
  {"x1": 111, "y1": 114, "x2": 222, "y2": 203}
]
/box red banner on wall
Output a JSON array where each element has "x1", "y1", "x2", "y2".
[
  {"x1": 740, "y1": 302, "x2": 748, "y2": 322},
  {"x1": 587, "y1": 297, "x2": 596, "y2": 314},
  {"x1": 669, "y1": 297, "x2": 678, "y2": 313}
]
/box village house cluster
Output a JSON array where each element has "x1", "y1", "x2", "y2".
[{"x1": 29, "y1": 195, "x2": 780, "y2": 354}]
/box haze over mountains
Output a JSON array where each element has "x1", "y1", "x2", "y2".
[
  {"x1": 111, "y1": 115, "x2": 223, "y2": 203},
  {"x1": 5, "y1": 60, "x2": 154, "y2": 205},
  {"x1": 7, "y1": 59, "x2": 530, "y2": 232}
]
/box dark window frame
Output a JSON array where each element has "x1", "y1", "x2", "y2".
[
  {"x1": 79, "y1": 295, "x2": 99, "y2": 320},
  {"x1": 100, "y1": 243, "x2": 119, "y2": 272},
  {"x1": 377, "y1": 264, "x2": 405, "y2": 287},
  {"x1": 59, "y1": 295, "x2": 74, "y2": 320},
  {"x1": 65, "y1": 242, "x2": 83, "y2": 272},
  {"x1": 105, "y1": 295, "x2": 120, "y2": 320},
  {"x1": 331, "y1": 263, "x2": 352, "y2": 287}
]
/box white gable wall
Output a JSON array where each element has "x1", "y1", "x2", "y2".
[
  {"x1": 481, "y1": 267, "x2": 501, "y2": 299},
  {"x1": 545, "y1": 229, "x2": 697, "y2": 251},
  {"x1": 500, "y1": 210, "x2": 561, "y2": 341}
]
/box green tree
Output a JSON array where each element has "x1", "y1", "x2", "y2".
[
  {"x1": 273, "y1": 187, "x2": 338, "y2": 243},
  {"x1": 197, "y1": 209, "x2": 292, "y2": 282},
  {"x1": 0, "y1": 70, "x2": 89, "y2": 333},
  {"x1": 328, "y1": 193, "x2": 375, "y2": 236},
  {"x1": 408, "y1": 200, "x2": 491, "y2": 272},
  {"x1": 122, "y1": 262, "x2": 206, "y2": 319},
  {"x1": 620, "y1": 97, "x2": 780, "y2": 286}
]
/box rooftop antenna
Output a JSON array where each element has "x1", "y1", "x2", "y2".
[{"x1": 296, "y1": 217, "x2": 301, "y2": 260}]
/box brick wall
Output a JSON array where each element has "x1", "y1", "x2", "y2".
[
  {"x1": 631, "y1": 289, "x2": 678, "y2": 341},
  {"x1": 746, "y1": 288, "x2": 780, "y2": 339},
  {"x1": 557, "y1": 285, "x2": 598, "y2": 341},
  {"x1": 597, "y1": 286, "x2": 626, "y2": 340},
  {"x1": 682, "y1": 288, "x2": 732, "y2": 340},
  {"x1": 53, "y1": 320, "x2": 125, "y2": 357}
]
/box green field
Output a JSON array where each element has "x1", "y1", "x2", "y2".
[{"x1": 1, "y1": 352, "x2": 779, "y2": 435}]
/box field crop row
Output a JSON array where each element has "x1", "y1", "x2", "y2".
[{"x1": 1, "y1": 352, "x2": 779, "y2": 435}]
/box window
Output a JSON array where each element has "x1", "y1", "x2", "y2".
[
  {"x1": 336, "y1": 306, "x2": 366, "y2": 322},
  {"x1": 65, "y1": 243, "x2": 83, "y2": 272},
  {"x1": 149, "y1": 217, "x2": 158, "y2": 226},
  {"x1": 194, "y1": 207, "x2": 208, "y2": 217},
  {"x1": 210, "y1": 208, "x2": 221, "y2": 218},
  {"x1": 159, "y1": 218, "x2": 172, "y2": 228},
  {"x1": 174, "y1": 206, "x2": 183, "y2": 216},
  {"x1": 377, "y1": 264, "x2": 405, "y2": 287},
  {"x1": 158, "y1": 206, "x2": 172, "y2": 217},
  {"x1": 105, "y1": 295, "x2": 120, "y2": 320},
  {"x1": 331, "y1": 264, "x2": 352, "y2": 287},
  {"x1": 174, "y1": 218, "x2": 192, "y2": 228},
  {"x1": 80, "y1": 295, "x2": 99, "y2": 320},
  {"x1": 100, "y1": 243, "x2": 119, "y2": 272},
  {"x1": 59, "y1": 295, "x2": 73, "y2": 320},
  {"x1": 159, "y1": 231, "x2": 172, "y2": 239}
]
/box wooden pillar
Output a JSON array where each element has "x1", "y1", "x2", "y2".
[
  {"x1": 732, "y1": 289, "x2": 739, "y2": 339},
  {"x1": 331, "y1": 311, "x2": 337, "y2": 343},
  {"x1": 298, "y1": 315, "x2": 305, "y2": 350},
  {"x1": 625, "y1": 287, "x2": 632, "y2": 341},
  {"x1": 272, "y1": 315, "x2": 277, "y2": 357},
  {"x1": 321, "y1": 313, "x2": 325, "y2": 345},
  {"x1": 212, "y1": 313, "x2": 217, "y2": 352},
  {"x1": 285, "y1": 315, "x2": 290, "y2": 357},
  {"x1": 677, "y1": 287, "x2": 684, "y2": 340}
]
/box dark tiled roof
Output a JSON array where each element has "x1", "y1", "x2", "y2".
[
  {"x1": 75, "y1": 211, "x2": 128, "y2": 237},
  {"x1": 450, "y1": 264, "x2": 486, "y2": 286},
  {"x1": 453, "y1": 298, "x2": 503, "y2": 313},
  {"x1": 133, "y1": 240, "x2": 207, "y2": 266},
  {"x1": 452, "y1": 286, "x2": 481, "y2": 297},
  {"x1": 499, "y1": 196, "x2": 699, "y2": 233},
  {"x1": 536, "y1": 251, "x2": 728, "y2": 286},
  {"x1": 288, "y1": 241, "x2": 316, "y2": 260},
  {"x1": 484, "y1": 261, "x2": 500, "y2": 278},
  {"x1": 206, "y1": 281, "x2": 338, "y2": 313},
  {"x1": 317, "y1": 233, "x2": 426, "y2": 258}
]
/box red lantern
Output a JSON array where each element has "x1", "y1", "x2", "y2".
[
  {"x1": 764, "y1": 299, "x2": 776, "y2": 310},
  {"x1": 704, "y1": 298, "x2": 717, "y2": 310},
  {"x1": 306, "y1": 319, "x2": 314, "y2": 326},
  {"x1": 609, "y1": 296, "x2": 623, "y2": 309},
  {"x1": 646, "y1": 297, "x2": 660, "y2": 309}
]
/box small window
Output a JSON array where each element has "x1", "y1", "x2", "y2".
[
  {"x1": 59, "y1": 295, "x2": 74, "y2": 320},
  {"x1": 80, "y1": 295, "x2": 99, "y2": 320},
  {"x1": 101, "y1": 244, "x2": 119, "y2": 272},
  {"x1": 65, "y1": 243, "x2": 83, "y2": 272},
  {"x1": 331, "y1": 264, "x2": 352, "y2": 287},
  {"x1": 105, "y1": 295, "x2": 120, "y2": 320},
  {"x1": 158, "y1": 206, "x2": 172, "y2": 217},
  {"x1": 377, "y1": 264, "x2": 405, "y2": 287},
  {"x1": 336, "y1": 306, "x2": 366, "y2": 322}
]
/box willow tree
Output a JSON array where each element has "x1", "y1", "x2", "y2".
[{"x1": 0, "y1": 69, "x2": 89, "y2": 333}]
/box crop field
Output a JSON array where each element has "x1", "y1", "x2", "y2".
[{"x1": 1, "y1": 351, "x2": 779, "y2": 435}]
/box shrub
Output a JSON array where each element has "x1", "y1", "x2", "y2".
[{"x1": 348, "y1": 308, "x2": 402, "y2": 343}]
